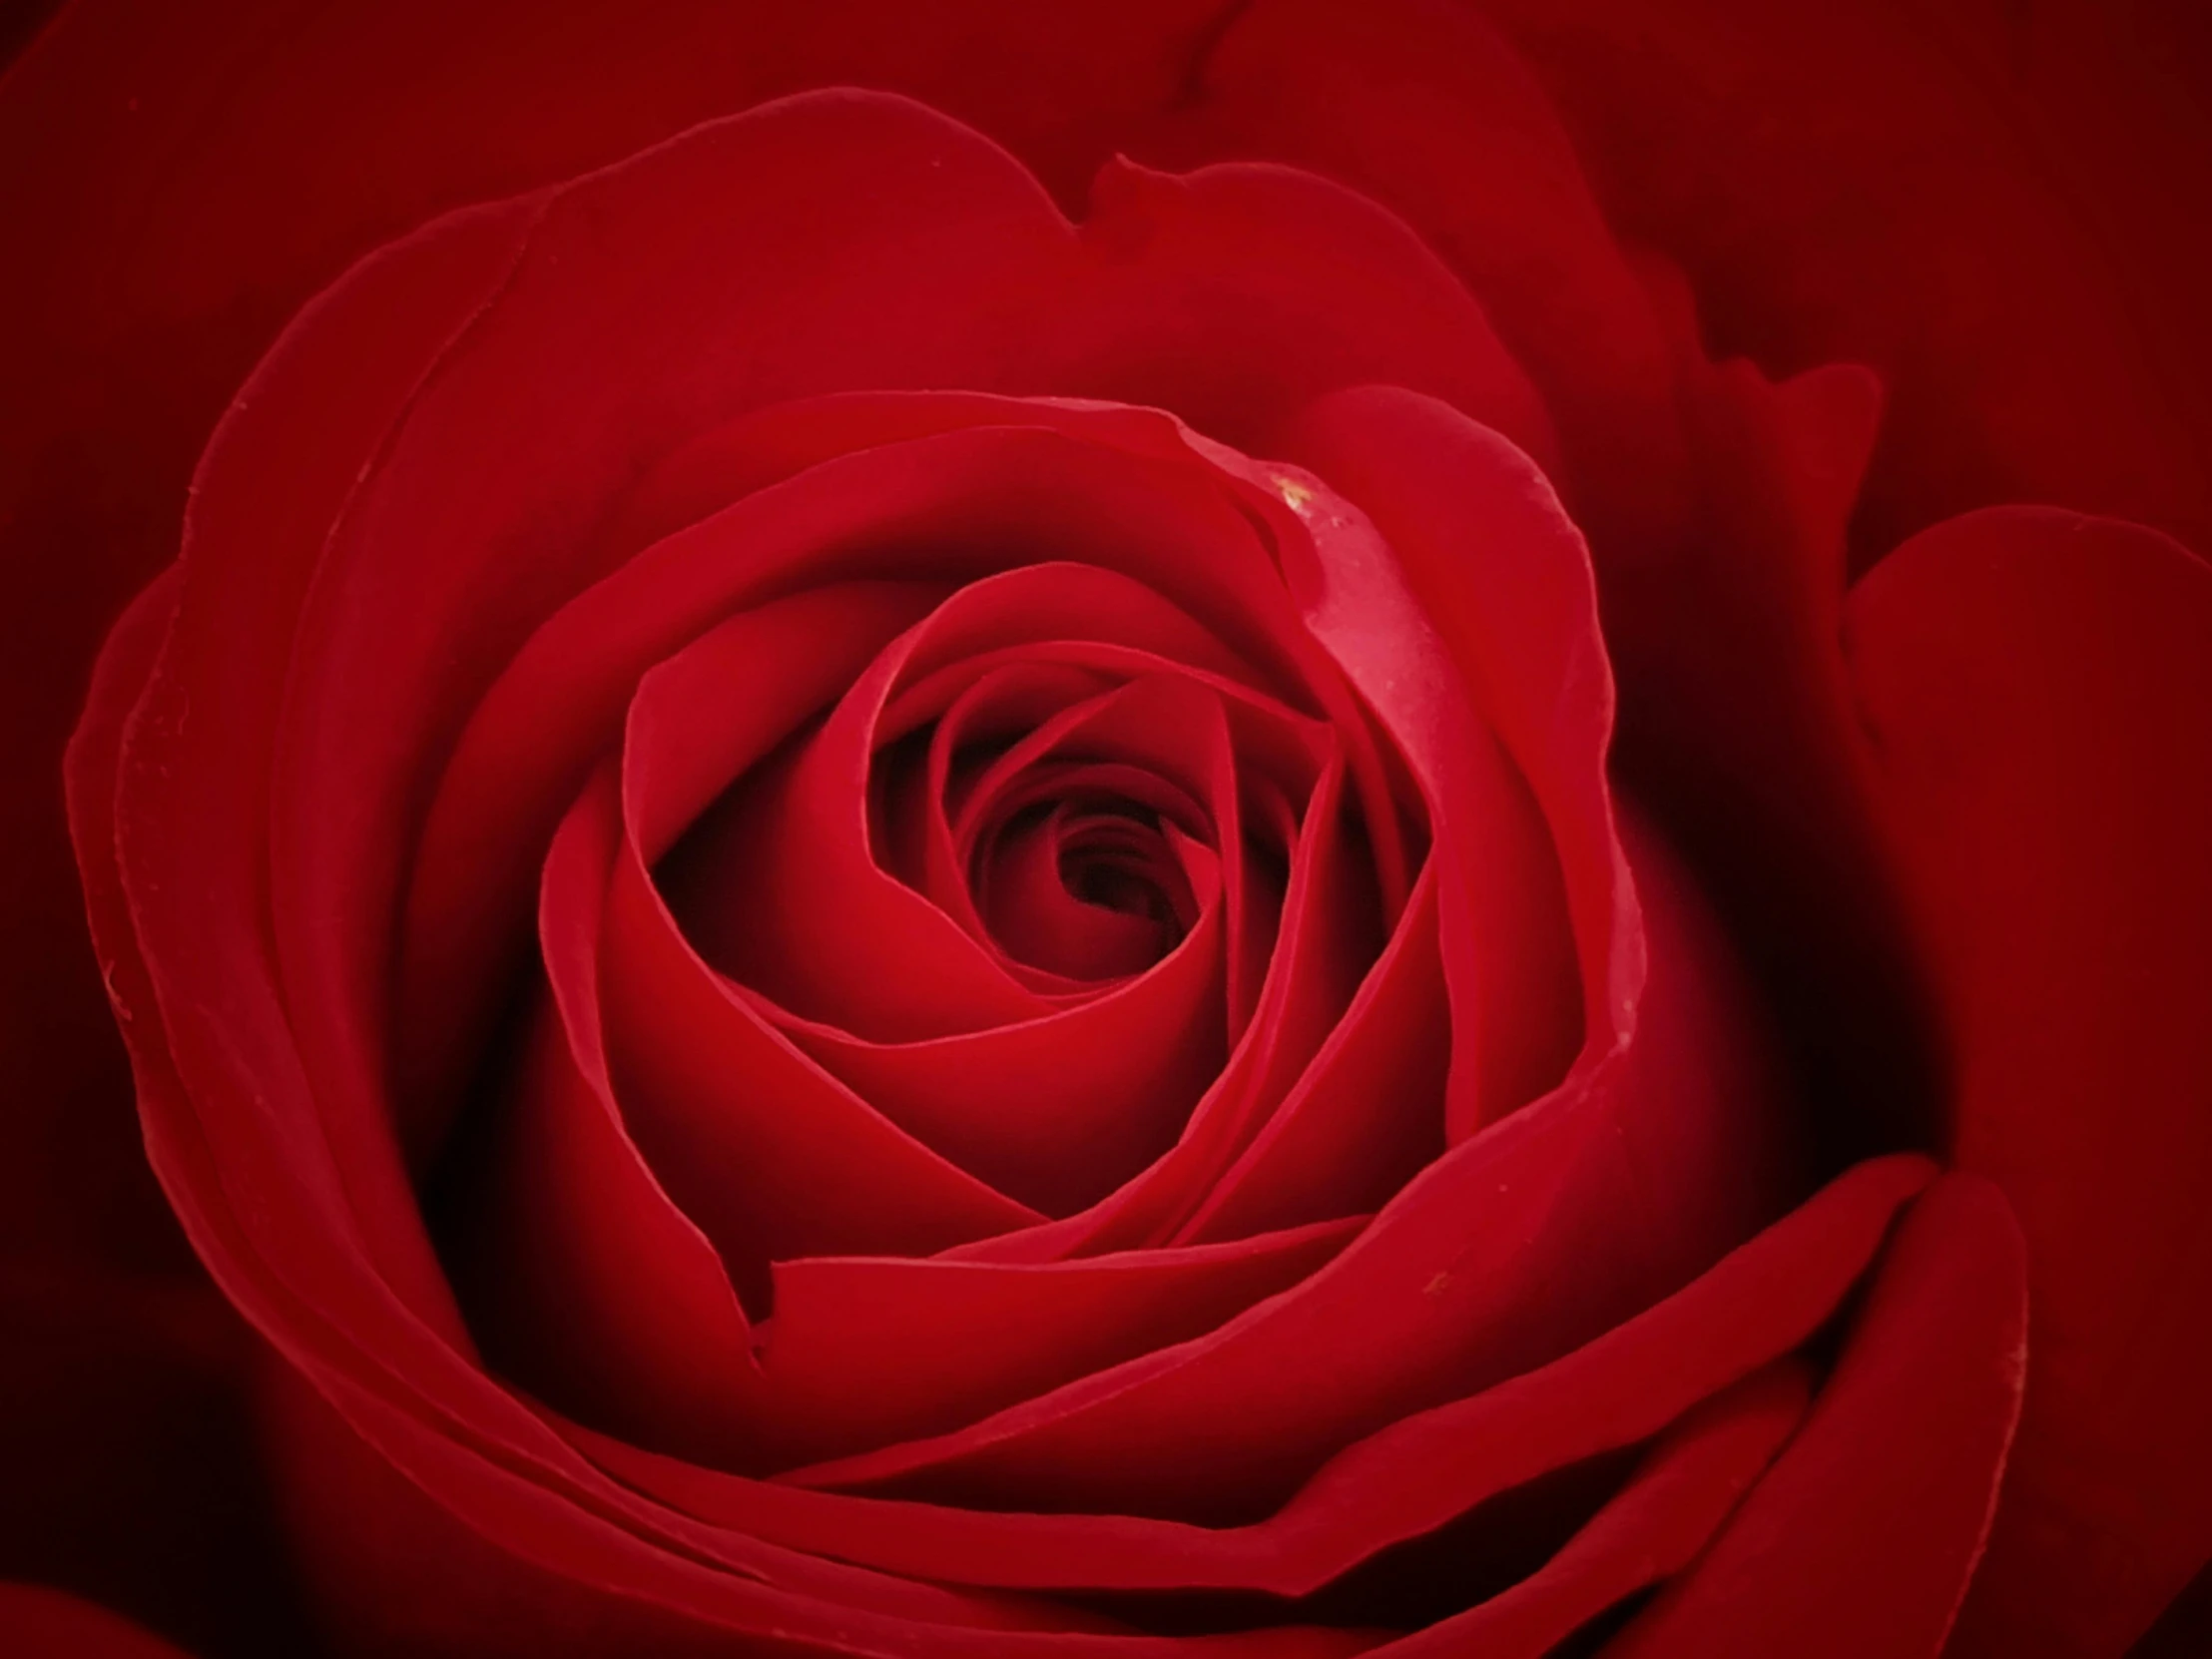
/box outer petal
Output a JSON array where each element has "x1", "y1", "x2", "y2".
[
  {"x1": 0, "y1": 1584, "x2": 198, "y2": 1659},
  {"x1": 52, "y1": 548, "x2": 314, "y2": 1659},
  {"x1": 566, "y1": 1155, "x2": 1932, "y2": 1596},
  {"x1": 1470, "y1": 0, "x2": 2212, "y2": 560},
  {"x1": 1844, "y1": 508, "x2": 2212, "y2": 1656},
  {"x1": 260, "y1": 1360, "x2": 1377, "y2": 1659},
  {"x1": 1599, "y1": 1173, "x2": 2027, "y2": 1658},
  {"x1": 1596, "y1": 351, "x2": 1940, "y2": 1169},
  {"x1": 1141, "y1": 0, "x2": 1691, "y2": 553},
  {"x1": 1368, "y1": 1363, "x2": 1812, "y2": 1658}
]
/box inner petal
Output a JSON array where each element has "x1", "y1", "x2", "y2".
[
  {"x1": 873, "y1": 660, "x2": 1131, "y2": 999},
  {"x1": 980, "y1": 801, "x2": 1199, "y2": 981}
]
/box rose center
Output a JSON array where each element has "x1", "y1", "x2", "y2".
[{"x1": 972, "y1": 795, "x2": 1202, "y2": 983}]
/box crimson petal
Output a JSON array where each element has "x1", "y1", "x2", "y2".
[
  {"x1": 1846, "y1": 507, "x2": 2212, "y2": 1657},
  {"x1": 1599, "y1": 1174, "x2": 2027, "y2": 1659},
  {"x1": 564, "y1": 1155, "x2": 1928, "y2": 1592}
]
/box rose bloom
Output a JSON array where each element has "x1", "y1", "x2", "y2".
[{"x1": 2, "y1": 2, "x2": 2210, "y2": 1656}]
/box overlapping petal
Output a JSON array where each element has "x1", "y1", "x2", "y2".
[{"x1": 1846, "y1": 509, "x2": 2212, "y2": 1657}]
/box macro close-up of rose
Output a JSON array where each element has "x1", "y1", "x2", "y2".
[{"x1": 3, "y1": 2, "x2": 2210, "y2": 1656}]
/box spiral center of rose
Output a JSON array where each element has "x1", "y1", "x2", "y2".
[
  {"x1": 393, "y1": 398, "x2": 1465, "y2": 1383},
  {"x1": 977, "y1": 795, "x2": 1200, "y2": 979}
]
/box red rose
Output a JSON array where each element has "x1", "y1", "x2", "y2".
[{"x1": 5, "y1": 4, "x2": 2210, "y2": 1658}]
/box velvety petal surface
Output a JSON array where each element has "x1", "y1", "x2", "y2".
[
  {"x1": 567, "y1": 1154, "x2": 1928, "y2": 1594},
  {"x1": 1845, "y1": 508, "x2": 2212, "y2": 1657},
  {"x1": 1600, "y1": 1173, "x2": 2027, "y2": 1659}
]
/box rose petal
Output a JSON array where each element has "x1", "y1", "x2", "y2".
[
  {"x1": 1600, "y1": 344, "x2": 1940, "y2": 1168},
  {"x1": 1169, "y1": 850, "x2": 1444, "y2": 1243},
  {"x1": 0, "y1": 1584, "x2": 198, "y2": 1659},
  {"x1": 746, "y1": 1215, "x2": 1364, "y2": 1470},
  {"x1": 976, "y1": 799, "x2": 1194, "y2": 979},
  {"x1": 1845, "y1": 506, "x2": 2212, "y2": 1657},
  {"x1": 767, "y1": 893, "x2": 1229, "y2": 1217},
  {"x1": 658, "y1": 608, "x2": 1053, "y2": 1043},
  {"x1": 1150, "y1": 0, "x2": 1691, "y2": 554},
  {"x1": 1368, "y1": 1362, "x2": 1810, "y2": 1657},
  {"x1": 593, "y1": 781, "x2": 1043, "y2": 1302},
  {"x1": 1599, "y1": 1173, "x2": 2027, "y2": 1659},
  {"x1": 1259, "y1": 397, "x2": 1593, "y2": 1132},
  {"x1": 1469, "y1": 0, "x2": 2212, "y2": 558},
  {"x1": 99, "y1": 197, "x2": 546, "y2": 1358},
  {"x1": 564, "y1": 1155, "x2": 1928, "y2": 1592},
  {"x1": 1062, "y1": 154, "x2": 1555, "y2": 469},
  {"x1": 453, "y1": 764, "x2": 757, "y2": 1467},
  {"x1": 408, "y1": 571, "x2": 941, "y2": 1133},
  {"x1": 264, "y1": 1358, "x2": 1288, "y2": 1657}
]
